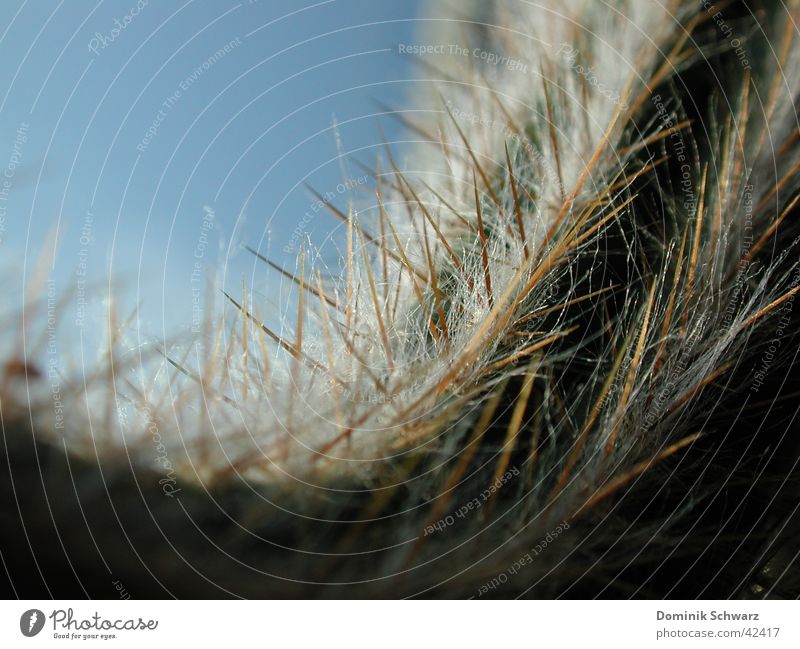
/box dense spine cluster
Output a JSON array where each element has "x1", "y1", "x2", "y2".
[{"x1": 3, "y1": 0, "x2": 800, "y2": 598}]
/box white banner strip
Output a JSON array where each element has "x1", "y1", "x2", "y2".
[{"x1": 1, "y1": 600, "x2": 798, "y2": 647}]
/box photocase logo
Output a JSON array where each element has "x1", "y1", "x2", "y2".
[{"x1": 20, "y1": 609, "x2": 45, "y2": 637}]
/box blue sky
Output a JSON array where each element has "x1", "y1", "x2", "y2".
[{"x1": 0, "y1": 0, "x2": 423, "y2": 355}]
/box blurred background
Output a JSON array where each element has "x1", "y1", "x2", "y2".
[{"x1": 0, "y1": 0, "x2": 427, "y2": 361}]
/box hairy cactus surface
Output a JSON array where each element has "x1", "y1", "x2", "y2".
[{"x1": 2, "y1": 0, "x2": 800, "y2": 599}]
